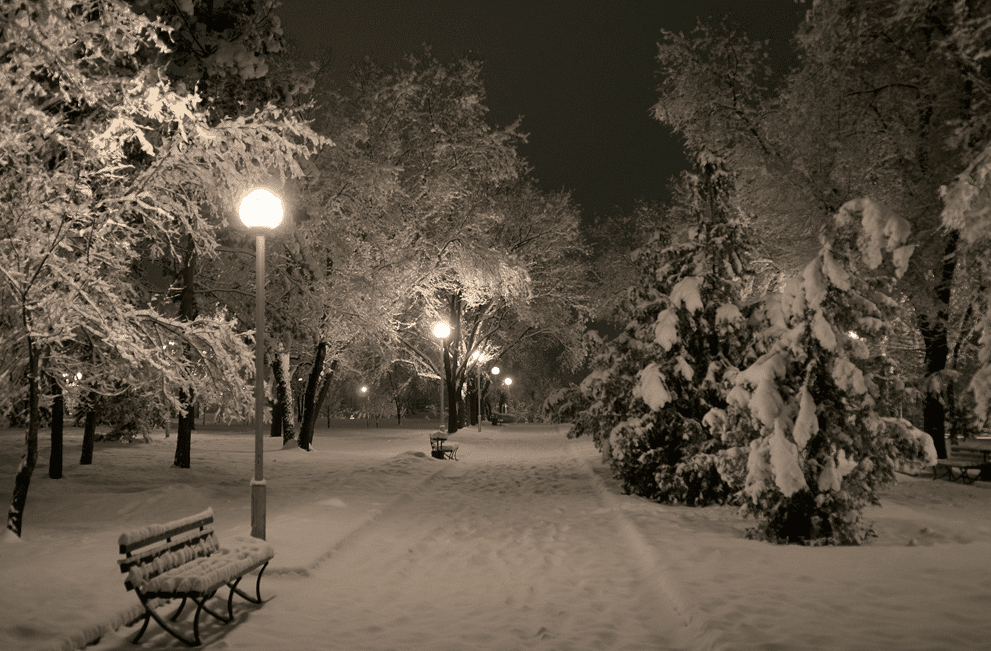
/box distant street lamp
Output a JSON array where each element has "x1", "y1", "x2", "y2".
[
  {"x1": 239, "y1": 188, "x2": 283, "y2": 541},
  {"x1": 490, "y1": 366, "x2": 500, "y2": 423},
  {"x1": 360, "y1": 385, "x2": 370, "y2": 428},
  {"x1": 502, "y1": 377, "x2": 513, "y2": 414},
  {"x1": 433, "y1": 322, "x2": 451, "y2": 430}
]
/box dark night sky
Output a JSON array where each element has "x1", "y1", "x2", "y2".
[{"x1": 277, "y1": 0, "x2": 805, "y2": 219}]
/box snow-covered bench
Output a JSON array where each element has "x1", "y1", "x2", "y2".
[
  {"x1": 430, "y1": 432, "x2": 459, "y2": 460},
  {"x1": 932, "y1": 453, "x2": 986, "y2": 485},
  {"x1": 117, "y1": 508, "x2": 274, "y2": 646}
]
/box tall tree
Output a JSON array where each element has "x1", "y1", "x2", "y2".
[
  {"x1": 653, "y1": 3, "x2": 978, "y2": 457},
  {"x1": 715, "y1": 198, "x2": 934, "y2": 544},
  {"x1": 0, "y1": 0, "x2": 320, "y2": 536},
  {"x1": 571, "y1": 154, "x2": 757, "y2": 505}
]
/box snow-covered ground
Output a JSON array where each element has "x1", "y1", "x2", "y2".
[{"x1": 1, "y1": 421, "x2": 989, "y2": 651}]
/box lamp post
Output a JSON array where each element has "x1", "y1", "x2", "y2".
[
  {"x1": 239, "y1": 188, "x2": 283, "y2": 541},
  {"x1": 490, "y1": 366, "x2": 500, "y2": 423},
  {"x1": 470, "y1": 350, "x2": 483, "y2": 432},
  {"x1": 433, "y1": 322, "x2": 450, "y2": 430},
  {"x1": 502, "y1": 377, "x2": 513, "y2": 414},
  {"x1": 360, "y1": 385, "x2": 369, "y2": 428}
]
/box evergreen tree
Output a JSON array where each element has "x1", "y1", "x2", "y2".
[
  {"x1": 570, "y1": 154, "x2": 756, "y2": 506},
  {"x1": 712, "y1": 198, "x2": 936, "y2": 545}
]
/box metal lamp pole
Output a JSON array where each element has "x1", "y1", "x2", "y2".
[
  {"x1": 239, "y1": 188, "x2": 283, "y2": 541},
  {"x1": 490, "y1": 366, "x2": 499, "y2": 423},
  {"x1": 471, "y1": 350, "x2": 483, "y2": 432},
  {"x1": 503, "y1": 377, "x2": 512, "y2": 414},
  {"x1": 433, "y1": 322, "x2": 450, "y2": 431}
]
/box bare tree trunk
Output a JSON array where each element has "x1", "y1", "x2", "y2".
[
  {"x1": 7, "y1": 346, "x2": 40, "y2": 537},
  {"x1": 80, "y1": 406, "x2": 96, "y2": 465},
  {"x1": 174, "y1": 236, "x2": 198, "y2": 468},
  {"x1": 270, "y1": 399, "x2": 282, "y2": 438},
  {"x1": 48, "y1": 377, "x2": 63, "y2": 479},
  {"x1": 918, "y1": 232, "x2": 957, "y2": 460},
  {"x1": 272, "y1": 348, "x2": 296, "y2": 446},
  {"x1": 174, "y1": 388, "x2": 194, "y2": 468},
  {"x1": 298, "y1": 342, "x2": 326, "y2": 450},
  {"x1": 299, "y1": 352, "x2": 337, "y2": 451},
  {"x1": 445, "y1": 293, "x2": 461, "y2": 433}
]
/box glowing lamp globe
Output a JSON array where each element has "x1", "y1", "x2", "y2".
[
  {"x1": 239, "y1": 189, "x2": 283, "y2": 229},
  {"x1": 433, "y1": 322, "x2": 451, "y2": 339},
  {"x1": 504, "y1": 377, "x2": 513, "y2": 387}
]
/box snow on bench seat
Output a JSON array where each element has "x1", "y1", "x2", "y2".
[{"x1": 133, "y1": 536, "x2": 275, "y2": 597}]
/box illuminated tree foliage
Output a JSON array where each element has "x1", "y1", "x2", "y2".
[{"x1": 0, "y1": 0, "x2": 320, "y2": 536}]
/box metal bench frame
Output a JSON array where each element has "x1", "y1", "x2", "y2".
[
  {"x1": 430, "y1": 434, "x2": 459, "y2": 460},
  {"x1": 932, "y1": 457, "x2": 985, "y2": 485}
]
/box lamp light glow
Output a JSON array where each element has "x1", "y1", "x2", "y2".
[
  {"x1": 239, "y1": 189, "x2": 284, "y2": 229},
  {"x1": 433, "y1": 322, "x2": 451, "y2": 339}
]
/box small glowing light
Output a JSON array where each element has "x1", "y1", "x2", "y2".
[
  {"x1": 504, "y1": 377, "x2": 513, "y2": 387},
  {"x1": 238, "y1": 188, "x2": 284, "y2": 229},
  {"x1": 848, "y1": 331, "x2": 860, "y2": 339},
  {"x1": 433, "y1": 322, "x2": 451, "y2": 339},
  {"x1": 360, "y1": 386, "x2": 368, "y2": 394},
  {"x1": 491, "y1": 366, "x2": 500, "y2": 375},
  {"x1": 75, "y1": 372, "x2": 82, "y2": 381}
]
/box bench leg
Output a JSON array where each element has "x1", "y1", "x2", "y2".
[
  {"x1": 228, "y1": 561, "x2": 269, "y2": 606},
  {"x1": 134, "y1": 590, "x2": 202, "y2": 647}
]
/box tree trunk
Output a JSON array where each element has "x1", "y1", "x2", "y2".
[
  {"x1": 174, "y1": 236, "x2": 198, "y2": 467},
  {"x1": 270, "y1": 399, "x2": 282, "y2": 438},
  {"x1": 445, "y1": 293, "x2": 462, "y2": 433},
  {"x1": 272, "y1": 349, "x2": 296, "y2": 446},
  {"x1": 7, "y1": 346, "x2": 40, "y2": 537},
  {"x1": 80, "y1": 407, "x2": 96, "y2": 465},
  {"x1": 918, "y1": 232, "x2": 958, "y2": 460},
  {"x1": 174, "y1": 388, "x2": 194, "y2": 468},
  {"x1": 298, "y1": 342, "x2": 327, "y2": 451},
  {"x1": 300, "y1": 356, "x2": 337, "y2": 450},
  {"x1": 48, "y1": 377, "x2": 63, "y2": 479}
]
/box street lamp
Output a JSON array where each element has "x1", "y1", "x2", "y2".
[
  {"x1": 433, "y1": 322, "x2": 450, "y2": 430},
  {"x1": 239, "y1": 188, "x2": 283, "y2": 541},
  {"x1": 490, "y1": 366, "x2": 500, "y2": 423},
  {"x1": 470, "y1": 350, "x2": 484, "y2": 432},
  {"x1": 360, "y1": 385, "x2": 369, "y2": 428},
  {"x1": 502, "y1": 377, "x2": 513, "y2": 414}
]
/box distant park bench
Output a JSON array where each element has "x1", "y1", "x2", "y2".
[
  {"x1": 117, "y1": 508, "x2": 274, "y2": 646},
  {"x1": 489, "y1": 413, "x2": 519, "y2": 425},
  {"x1": 430, "y1": 432, "x2": 459, "y2": 460},
  {"x1": 932, "y1": 446, "x2": 990, "y2": 485}
]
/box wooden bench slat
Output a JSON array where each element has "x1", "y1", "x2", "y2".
[
  {"x1": 119, "y1": 525, "x2": 217, "y2": 569},
  {"x1": 118, "y1": 509, "x2": 215, "y2": 553}
]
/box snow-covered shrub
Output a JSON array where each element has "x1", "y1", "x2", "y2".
[
  {"x1": 571, "y1": 154, "x2": 757, "y2": 505},
  {"x1": 712, "y1": 198, "x2": 936, "y2": 545}
]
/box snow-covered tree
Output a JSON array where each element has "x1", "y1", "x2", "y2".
[
  {"x1": 710, "y1": 198, "x2": 936, "y2": 545},
  {"x1": 653, "y1": 2, "x2": 981, "y2": 460},
  {"x1": 0, "y1": 0, "x2": 321, "y2": 536},
  {"x1": 937, "y1": 0, "x2": 991, "y2": 431},
  {"x1": 570, "y1": 154, "x2": 757, "y2": 505},
  {"x1": 296, "y1": 52, "x2": 591, "y2": 436}
]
